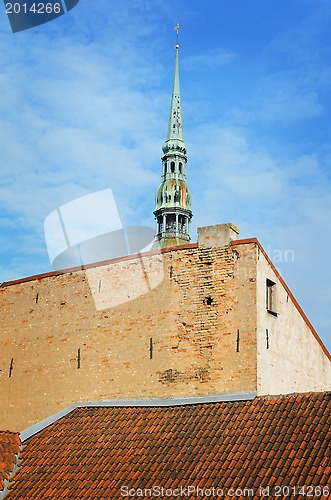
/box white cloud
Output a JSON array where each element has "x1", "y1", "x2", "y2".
[
  {"x1": 227, "y1": 1, "x2": 331, "y2": 126},
  {"x1": 184, "y1": 48, "x2": 236, "y2": 70},
  {"x1": 246, "y1": 73, "x2": 324, "y2": 124},
  {"x1": 188, "y1": 123, "x2": 331, "y2": 227},
  {"x1": 185, "y1": 120, "x2": 331, "y2": 350},
  {"x1": 0, "y1": 16, "x2": 165, "y2": 222}
]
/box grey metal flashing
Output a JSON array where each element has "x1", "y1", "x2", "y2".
[
  {"x1": 0, "y1": 479, "x2": 9, "y2": 500},
  {"x1": 20, "y1": 404, "x2": 77, "y2": 442},
  {"x1": 20, "y1": 392, "x2": 256, "y2": 442},
  {"x1": 75, "y1": 392, "x2": 256, "y2": 408},
  {"x1": 0, "y1": 446, "x2": 23, "y2": 500}
]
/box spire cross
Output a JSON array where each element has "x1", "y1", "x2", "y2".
[{"x1": 174, "y1": 22, "x2": 180, "y2": 48}]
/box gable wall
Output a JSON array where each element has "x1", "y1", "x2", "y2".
[{"x1": 255, "y1": 245, "x2": 331, "y2": 394}]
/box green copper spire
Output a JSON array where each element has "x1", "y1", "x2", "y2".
[
  {"x1": 153, "y1": 28, "x2": 193, "y2": 249},
  {"x1": 163, "y1": 43, "x2": 187, "y2": 152}
]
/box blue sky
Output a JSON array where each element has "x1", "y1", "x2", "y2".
[{"x1": 0, "y1": 0, "x2": 330, "y2": 352}]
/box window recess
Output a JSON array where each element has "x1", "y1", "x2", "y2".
[{"x1": 266, "y1": 278, "x2": 278, "y2": 316}]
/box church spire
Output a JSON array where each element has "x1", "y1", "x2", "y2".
[
  {"x1": 153, "y1": 26, "x2": 193, "y2": 249},
  {"x1": 164, "y1": 34, "x2": 186, "y2": 150}
]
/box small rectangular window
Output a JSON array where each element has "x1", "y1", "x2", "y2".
[{"x1": 266, "y1": 279, "x2": 277, "y2": 316}]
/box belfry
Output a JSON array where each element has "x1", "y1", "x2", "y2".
[{"x1": 153, "y1": 30, "x2": 193, "y2": 248}]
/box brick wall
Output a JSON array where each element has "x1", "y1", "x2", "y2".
[{"x1": 0, "y1": 242, "x2": 258, "y2": 431}]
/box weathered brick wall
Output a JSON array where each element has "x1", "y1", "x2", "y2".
[{"x1": 0, "y1": 242, "x2": 258, "y2": 431}]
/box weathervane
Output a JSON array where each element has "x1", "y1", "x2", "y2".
[{"x1": 174, "y1": 22, "x2": 180, "y2": 48}]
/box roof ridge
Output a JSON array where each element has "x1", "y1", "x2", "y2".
[
  {"x1": 18, "y1": 391, "x2": 330, "y2": 443},
  {"x1": 20, "y1": 393, "x2": 256, "y2": 441}
]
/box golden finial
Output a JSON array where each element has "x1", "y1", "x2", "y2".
[{"x1": 174, "y1": 22, "x2": 180, "y2": 49}]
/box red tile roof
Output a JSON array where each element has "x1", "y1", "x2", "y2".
[
  {"x1": 0, "y1": 431, "x2": 21, "y2": 493},
  {"x1": 5, "y1": 393, "x2": 331, "y2": 499}
]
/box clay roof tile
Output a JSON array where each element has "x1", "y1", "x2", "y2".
[{"x1": 3, "y1": 393, "x2": 330, "y2": 499}]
